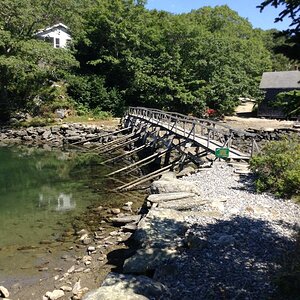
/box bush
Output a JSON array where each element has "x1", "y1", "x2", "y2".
[
  {"x1": 250, "y1": 135, "x2": 300, "y2": 198},
  {"x1": 67, "y1": 75, "x2": 125, "y2": 116}
]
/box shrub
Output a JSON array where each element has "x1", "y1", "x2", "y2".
[{"x1": 250, "y1": 135, "x2": 300, "y2": 198}]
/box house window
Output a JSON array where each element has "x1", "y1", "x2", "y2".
[{"x1": 55, "y1": 38, "x2": 60, "y2": 48}]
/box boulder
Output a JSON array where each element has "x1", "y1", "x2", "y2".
[
  {"x1": 123, "y1": 248, "x2": 177, "y2": 273},
  {"x1": 151, "y1": 177, "x2": 201, "y2": 195},
  {"x1": 110, "y1": 215, "x2": 141, "y2": 225},
  {"x1": 147, "y1": 192, "x2": 196, "y2": 203},
  {"x1": 158, "y1": 197, "x2": 207, "y2": 210},
  {"x1": 133, "y1": 208, "x2": 187, "y2": 248},
  {"x1": 82, "y1": 286, "x2": 147, "y2": 300},
  {"x1": 82, "y1": 273, "x2": 169, "y2": 300}
]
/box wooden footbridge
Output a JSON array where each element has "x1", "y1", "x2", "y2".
[{"x1": 68, "y1": 107, "x2": 259, "y2": 191}]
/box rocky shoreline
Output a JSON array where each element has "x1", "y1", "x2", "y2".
[
  {"x1": 0, "y1": 123, "x2": 118, "y2": 148},
  {"x1": 1, "y1": 122, "x2": 300, "y2": 300},
  {"x1": 81, "y1": 162, "x2": 300, "y2": 300}
]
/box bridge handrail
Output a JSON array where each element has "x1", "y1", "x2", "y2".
[{"x1": 128, "y1": 106, "x2": 256, "y2": 138}]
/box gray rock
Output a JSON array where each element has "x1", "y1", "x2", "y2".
[
  {"x1": 158, "y1": 197, "x2": 207, "y2": 210},
  {"x1": 66, "y1": 135, "x2": 82, "y2": 142},
  {"x1": 0, "y1": 286, "x2": 9, "y2": 298},
  {"x1": 151, "y1": 178, "x2": 201, "y2": 195},
  {"x1": 185, "y1": 232, "x2": 208, "y2": 249},
  {"x1": 82, "y1": 273, "x2": 169, "y2": 300},
  {"x1": 45, "y1": 289, "x2": 64, "y2": 300},
  {"x1": 176, "y1": 166, "x2": 196, "y2": 177},
  {"x1": 147, "y1": 192, "x2": 196, "y2": 203},
  {"x1": 110, "y1": 215, "x2": 141, "y2": 225},
  {"x1": 123, "y1": 248, "x2": 177, "y2": 273},
  {"x1": 133, "y1": 208, "x2": 187, "y2": 248},
  {"x1": 111, "y1": 208, "x2": 121, "y2": 215},
  {"x1": 82, "y1": 286, "x2": 148, "y2": 300},
  {"x1": 42, "y1": 130, "x2": 51, "y2": 140},
  {"x1": 55, "y1": 109, "x2": 68, "y2": 119}
]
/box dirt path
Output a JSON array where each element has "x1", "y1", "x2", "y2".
[{"x1": 223, "y1": 116, "x2": 296, "y2": 131}]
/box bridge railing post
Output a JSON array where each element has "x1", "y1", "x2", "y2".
[{"x1": 207, "y1": 129, "x2": 210, "y2": 148}]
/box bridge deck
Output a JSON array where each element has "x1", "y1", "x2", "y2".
[
  {"x1": 126, "y1": 107, "x2": 256, "y2": 160},
  {"x1": 138, "y1": 115, "x2": 249, "y2": 159}
]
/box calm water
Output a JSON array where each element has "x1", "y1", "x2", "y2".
[{"x1": 0, "y1": 145, "x2": 125, "y2": 280}]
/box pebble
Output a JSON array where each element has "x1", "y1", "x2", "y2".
[
  {"x1": 60, "y1": 285, "x2": 72, "y2": 292},
  {"x1": 45, "y1": 289, "x2": 64, "y2": 300},
  {"x1": 152, "y1": 162, "x2": 300, "y2": 299},
  {"x1": 0, "y1": 286, "x2": 9, "y2": 298},
  {"x1": 111, "y1": 208, "x2": 121, "y2": 215},
  {"x1": 87, "y1": 246, "x2": 95, "y2": 252}
]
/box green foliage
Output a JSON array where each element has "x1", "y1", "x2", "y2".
[
  {"x1": 0, "y1": 35, "x2": 78, "y2": 120},
  {"x1": 260, "y1": 29, "x2": 296, "y2": 71},
  {"x1": 67, "y1": 75, "x2": 125, "y2": 116},
  {"x1": 258, "y1": 0, "x2": 300, "y2": 61},
  {"x1": 75, "y1": 3, "x2": 272, "y2": 116},
  {"x1": 274, "y1": 90, "x2": 300, "y2": 118},
  {"x1": 0, "y1": 0, "x2": 296, "y2": 121},
  {"x1": 250, "y1": 136, "x2": 300, "y2": 198},
  {"x1": 20, "y1": 117, "x2": 54, "y2": 127}
]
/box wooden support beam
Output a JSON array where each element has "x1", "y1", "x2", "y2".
[
  {"x1": 99, "y1": 137, "x2": 140, "y2": 154},
  {"x1": 116, "y1": 161, "x2": 180, "y2": 191},
  {"x1": 94, "y1": 132, "x2": 135, "y2": 151},
  {"x1": 100, "y1": 144, "x2": 147, "y2": 165},
  {"x1": 106, "y1": 148, "x2": 169, "y2": 177},
  {"x1": 123, "y1": 150, "x2": 168, "y2": 175}
]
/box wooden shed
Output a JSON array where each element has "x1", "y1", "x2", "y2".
[{"x1": 258, "y1": 70, "x2": 300, "y2": 118}]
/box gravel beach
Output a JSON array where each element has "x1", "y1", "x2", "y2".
[{"x1": 152, "y1": 162, "x2": 300, "y2": 299}]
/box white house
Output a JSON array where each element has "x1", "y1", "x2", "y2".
[{"x1": 35, "y1": 23, "x2": 71, "y2": 48}]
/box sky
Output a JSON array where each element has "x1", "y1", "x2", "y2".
[{"x1": 145, "y1": 0, "x2": 291, "y2": 31}]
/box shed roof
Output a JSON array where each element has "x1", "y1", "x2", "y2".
[
  {"x1": 35, "y1": 23, "x2": 69, "y2": 36},
  {"x1": 259, "y1": 71, "x2": 300, "y2": 89}
]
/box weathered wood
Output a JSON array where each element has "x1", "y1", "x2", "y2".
[
  {"x1": 106, "y1": 148, "x2": 169, "y2": 177},
  {"x1": 100, "y1": 144, "x2": 147, "y2": 165},
  {"x1": 124, "y1": 107, "x2": 258, "y2": 159},
  {"x1": 115, "y1": 161, "x2": 180, "y2": 191},
  {"x1": 98, "y1": 137, "x2": 140, "y2": 154},
  {"x1": 123, "y1": 150, "x2": 169, "y2": 175},
  {"x1": 94, "y1": 132, "x2": 135, "y2": 151}
]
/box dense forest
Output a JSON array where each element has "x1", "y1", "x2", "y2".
[{"x1": 0, "y1": 0, "x2": 298, "y2": 122}]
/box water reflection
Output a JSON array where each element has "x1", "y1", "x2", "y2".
[
  {"x1": 38, "y1": 189, "x2": 76, "y2": 211},
  {"x1": 56, "y1": 193, "x2": 76, "y2": 211}
]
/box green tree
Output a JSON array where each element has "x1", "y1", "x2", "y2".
[
  {"x1": 258, "y1": 0, "x2": 300, "y2": 60},
  {"x1": 274, "y1": 90, "x2": 300, "y2": 118}
]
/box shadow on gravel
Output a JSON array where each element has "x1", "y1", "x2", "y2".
[{"x1": 123, "y1": 215, "x2": 297, "y2": 300}]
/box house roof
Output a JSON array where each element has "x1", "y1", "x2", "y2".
[
  {"x1": 35, "y1": 23, "x2": 69, "y2": 35},
  {"x1": 259, "y1": 71, "x2": 300, "y2": 89}
]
